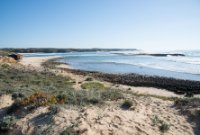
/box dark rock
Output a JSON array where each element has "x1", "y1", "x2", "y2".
[
  {"x1": 113, "y1": 53, "x2": 185, "y2": 57},
  {"x1": 8, "y1": 54, "x2": 23, "y2": 61},
  {"x1": 137, "y1": 53, "x2": 185, "y2": 57}
]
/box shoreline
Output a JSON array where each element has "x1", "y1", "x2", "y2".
[
  {"x1": 19, "y1": 56, "x2": 195, "y2": 97},
  {"x1": 41, "y1": 57, "x2": 200, "y2": 96}
]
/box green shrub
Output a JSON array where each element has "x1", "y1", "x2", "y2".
[
  {"x1": 12, "y1": 92, "x2": 25, "y2": 99},
  {"x1": 152, "y1": 115, "x2": 160, "y2": 126},
  {"x1": 174, "y1": 98, "x2": 200, "y2": 108},
  {"x1": 0, "y1": 66, "x2": 73, "y2": 96},
  {"x1": 1, "y1": 64, "x2": 10, "y2": 69},
  {"x1": 88, "y1": 97, "x2": 102, "y2": 105},
  {"x1": 101, "y1": 89, "x2": 124, "y2": 101},
  {"x1": 81, "y1": 82, "x2": 105, "y2": 90},
  {"x1": 159, "y1": 122, "x2": 170, "y2": 133},
  {"x1": 57, "y1": 94, "x2": 67, "y2": 104},
  {"x1": 49, "y1": 105, "x2": 60, "y2": 115},
  {"x1": 60, "y1": 127, "x2": 74, "y2": 135},
  {"x1": 55, "y1": 89, "x2": 123, "y2": 106},
  {"x1": 192, "y1": 110, "x2": 200, "y2": 117},
  {"x1": 85, "y1": 77, "x2": 93, "y2": 81},
  {"x1": 0, "y1": 116, "x2": 16, "y2": 131},
  {"x1": 8, "y1": 92, "x2": 58, "y2": 115},
  {"x1": 32, "y1": 128, "x2": 43, "y2": 135},
  {"x1": 21, "y1": 92, "x2": 57, "y2": 107},
  {"x1": 151, "y1": 115, "x2": 170, "y2": 133}
]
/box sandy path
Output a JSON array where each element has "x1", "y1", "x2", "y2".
[{"x1": 0, "y1": 95, "x2": 14, "y2": 118}]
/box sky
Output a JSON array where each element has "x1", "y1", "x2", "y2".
[{"x1": 0, "y1": 0, "x2": 200, "y2": 50}]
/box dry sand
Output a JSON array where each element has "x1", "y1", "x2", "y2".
[
  {"x1": 12, "y1": 97, "x2": 196, "y2": 135},
  {"x1": 0, "y1": 95, "x2": 14, "y2": 118},
  {"x1": 20, "y1": 56, "x2": 61, "y2": 68}
]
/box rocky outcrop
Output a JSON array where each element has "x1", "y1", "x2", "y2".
[
  {"x1": 113, "y1": 53, "x2": 185, "y2": 57},
  {"x1": 137, "y1": 53, "x2": 185, "y2": 57},
  {"x1": 8, "y1": 54, "x2": 23, "y2": 61},
  {"x1": 0, "y1": 50, "x2": 23, "y2": 64}
]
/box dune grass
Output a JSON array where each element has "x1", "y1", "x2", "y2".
[
  {"x1": 85, "y1": 77, "x2": 93, "y2": 81},
  {"x1": 81, "y1": 82, "x2": 106, "y2": 90},
  {"x1": 151, "y1": 115, "x2": 170, "y2": 133},
  {"x1": 0, "y1": 64, "x2": 73, "y2": 96},
  {"x1": 174, "y1": 97, "x2": 200, "y2": 107},
  {"x1": 0, "y1": 64, "x2": 125, "y2": 115}
]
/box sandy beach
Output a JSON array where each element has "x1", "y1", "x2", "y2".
[{"x1": 20, "y1": 56, "x2": 61, "y2": 68}]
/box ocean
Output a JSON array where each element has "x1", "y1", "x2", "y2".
[{"x1": 23, "y1": 50, "x2": 200, "y2": 81}]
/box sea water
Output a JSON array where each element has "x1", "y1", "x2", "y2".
[{"x1": 23, "y1": 50, "x2": 200, "y2": 81}]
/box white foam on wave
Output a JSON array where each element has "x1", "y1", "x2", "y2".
[
  {"x1": 164, "y1": 56, "x2": 200, "y2": 65},
  {"x1": 102, "y1": 58, "x2": 200, "y2": 75}
]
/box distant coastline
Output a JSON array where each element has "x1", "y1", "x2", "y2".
[{"x1": 2, "y1": 48, "x2": 137, "y2": 53}]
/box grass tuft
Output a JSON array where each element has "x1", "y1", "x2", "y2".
[
  {"x1": 0, "y1": 115, "x2": 16, "y2": 132},
  {"x1": 85, "y1": 77, "x2": 93, "y2": 81},
  {"x1": 159, "y1": 122, "x2": 170, "y2": 133},
  {"x1": 151, "y1": 115, "x2": 170, "y2": 133},
  {"x1": 0, "y1": 65, "x2": 73, "y2": 96},
  {"x1": 174, "y1": 98, "x2": 200, "y2": 108},
  {"x1": 81, "y1": 82, "x2": 106, "y2": 90}
]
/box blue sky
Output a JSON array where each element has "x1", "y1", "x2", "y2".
[{"x1": 0, "y1": 0, "x2": 200, "y2": 50}]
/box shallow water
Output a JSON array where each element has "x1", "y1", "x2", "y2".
[{"x1": 23, "y1": 50, "x2": 200, "y2": 81}]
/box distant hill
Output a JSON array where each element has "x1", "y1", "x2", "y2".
[
  {"x1": 2, "y1": 48, "x2": 137, "y2": 53},
  {"x1": 0, "y1": 50, "x2": 23, "y2": 61}
]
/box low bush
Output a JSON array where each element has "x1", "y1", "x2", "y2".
[
  {"x1": 152, "y1": 115, "x2": 160, "y2": 126},
  {"x1": 49, "y1": 105, "x2": 60, "y2": 115},
  {"x1": 85, "y1": 77, "x2": 93, "y2": 81},
  {"x1": 12, "y1": 92, "x2": 25, "y2": 99},
  {"x1": 1, "y1": 64, "x2": 10, "y2": 69},
  {"x1": 174, "y1": 98, "x2": 200, "y2": 108},
  {"x1": 81, "y1": 82, "x2": 106, "y2": 90},
  {"x1": 56, "y1": 94, "x2": 67, "y2": 104},
  {"x1": 8, "y1": 92, "x2": 57, "y2": 115},
  {"x1": 151, "y1": 115, "x2": 170, "y2": 133},
  {"x1": 55, "y1": 89, "x2": 123, "y2": 106},
  {"x1": 0, "y1": 115, "x2": 16, "y2": 132},
  {"x1": 159, "y1": 122, "x2": 170, "y2": 133},
  {"x1": 60, "y1": 127, "x2": 74, "y2": 135},
  {"x1": 21, "y1": 91, "x2": 57, "y2": 107},
  {"x1": 101, "y1": 89, "x2": 124, "y2": 101},
  {"x1": 0, "y1": 65, "x2": 73, "y2": 96}
]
